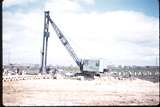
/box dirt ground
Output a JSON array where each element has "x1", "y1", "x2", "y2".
[{"x1": 3, "y1": 76, "x2": 159, "y2": 106}]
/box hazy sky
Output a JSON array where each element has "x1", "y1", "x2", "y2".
[{"x1": 3, "y1": 0, "x2": 159, "y2": 66}]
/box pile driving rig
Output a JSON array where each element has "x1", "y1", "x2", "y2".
[{"x1": 40, "y1": 11, "x2": 107, "y2": 77}]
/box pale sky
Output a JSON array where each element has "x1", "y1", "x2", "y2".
[{"x1": 3, "y1": 0, "x2": 159, "y2": 66}]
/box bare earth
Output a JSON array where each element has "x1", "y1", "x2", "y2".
[{"x1": 3, "y1": 76, "x2": 159, "y2": 106}]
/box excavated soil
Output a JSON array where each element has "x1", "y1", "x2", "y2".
[{"x1": 3, "y1": 76, "x2": 159, "y2": 106}]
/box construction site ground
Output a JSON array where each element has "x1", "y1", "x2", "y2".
[{"x1": 3, "y1": 75, "x2": 159, "y2": 106}]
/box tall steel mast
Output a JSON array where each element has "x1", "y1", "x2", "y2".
[{"x1": 40, "y1": 11, "x2": 50, "y2": 74}]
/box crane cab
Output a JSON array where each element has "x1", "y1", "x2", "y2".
[{"x1": 82, "y1": 59, "x2": 105, "y2": 73}]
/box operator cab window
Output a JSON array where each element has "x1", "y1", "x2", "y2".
[{"x1": 96, "y1": 61, "x2": 99, "y2": 66}]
